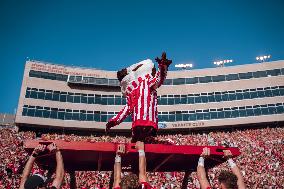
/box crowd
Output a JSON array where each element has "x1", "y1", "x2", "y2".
[{"x1": 0, "y1": 126, "x2": 283, "y2": 188}]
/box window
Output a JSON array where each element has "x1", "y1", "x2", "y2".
[
  {"x1": 187, "y1": 94, "x2": 195, "y2": 104},
  {"x1": 169, "y1": 112, "x2": 175, "y2": 122},
  {"x1": 239, "y1": 72, "x2": 253, "y2": 79},
  {"x1": 74, "y1": 93, "x2": 81, "y2": 103},
  {"x1": 271, "y1": 87, "x2": 280, "y2": 96},
  {"x1": 268, "y1": 104, "x2": 277, "y2": 114},
  {"x1": 236, "y1": 90, "x2": 244, "y2": 100},
  {"x1": 81, "y1": 94, "x2": 88, "y2": 103},
  {"x1": 88, "y1": 94, "x2": 95, "y2": 104},
  {"x1": 257, "y1": 88, "x2": 265, "y2": 98},
  {"x1": 212, "y1": 75, "x2": 225, "y2": 82},
  {"x1": 45, "y1": 90, "x2": 53, "y2": 100},
  {"x1": 246, "y1": 106, "x2": 254, "y2": 117},
  {"x1": 107, "y1": 95, "x2": 115, "y2": 105},
  {"x1": 221, "y1": 91, "x2": 229, "y2": 101},
  {"x1": 52, "y1": 91, "x2": 60, "y2": 101},
  {"x1": 174, "y1": 95, "x2": 181, "y2": 104},
  {"x1": 43, "y1": 107, "x2": 51, "y2": 118},
  {"x1": 196, "y1": 110, "x2": 204, "y2": 120},
  {"x1": 188, "y1": 111, "x2": 196, "y2": 121},
  {"x1": 210, "y1": 111, "x2": 218, "y2": 119},
  {"x1": 95, "y1": 95, "x2": 102, "y2": 104},
  {"x1": 260, "y1": 105, "x2": 269, "y2": 115},
  {"x1": 253, "y1": 71, "x2": 266, "y2": 78},
  {"x1": 35, "y1": 106, "x2": 44, "y2": 117},
  {"x1": 276, "y1": 103, "x2": 284, "y2": 114},
  {"x1": 199, "y1": 76, "x2": 212, "y2": 83},
  {"x1": 168, "y1": 96, "x2": 174, "y2": 105},
  {"x1": 38, "y1": 89, "x2": 45, "y2": 99},
  {"x1": 65, "y1": 109, "x2": 72, "y2": 120},
  {"x1": 226, "y1": 74, "x2": 239, "y2": 81},
  {"x1": 67, "y1": 92, "x2": 74, "y2": 103},
  {"x1": 175, "y1": 111, "x2": 182, "y2": 121},
  {"x1": 201, "y1": 93, "x2": 208, "y2": 103},
  {"x1": 173, "y1": 78, "x2": 185, "y2": 85},
  {"x1": 186, "y1": 77, "x2": 198, "y2": 84},
  {"x1": 50, "y1": 108, "x2": 58, "y2": 119},
  {"x1": 22, "y1": 105, "x2": 28, "y2": 116},
  {"x1": 208, "y1": 93, "x2": 215, "y2": 102},
  {"x1": 180, "y1": 95, "x2": 187, "y2": 104},
  {"x1": 58, "y1": 109, "x2": 65, "y2": 120},
  {"x1": 113, "y1": 96, "x2": 120, "y2": 105},
  {"x1": 159, "y1": 96, "x2": 167, "y2": 105},
  {"x1": 87, "y1": 111, "x2": 94, "y2": 121},
  {"x1": 164, "y1": 79, "x2": 173, "y2": 85},
  {"x1": 214, "y1": 92, "x2": 222, "y2": 102},
  {"x1": 94, "y1": 111, "x2": 100, "y2": 121},
  {"x1": 27, "y1": 106, "x2": 35, "y2": 117},
  {"x1": 80, "y1": 110, "x2": 86, "y2": 121},
  {"x1": 194, "y1": 94, "x2": 202, "y2": 103},
  {"x1": 101, "y1": 95, "x2": 107, "y2": 105},
  {"x1": 73, "y1": 110, "x2": 80, "y2": 120},
  {"x1": 253, "y1": 105, "x2": 261, "y2": 116},
  {"x1": 264, "y1": 87, "x2": 272, "y2": 97},
  {"x1": 238, "y1": 107, "x2": 246, "y2": 117},
  {"x1": 250, "y1": 89, "x2": 258, "y2": 99},
  {"x1": 30, "y1": 88, "x2": 38, "y2": 99},
  {"x1": 60, "y1": 92, "x2": 67, "y2": 102},
  {"x1": 243, "y1": 89, "x2": 250, "y2": 99},
  {"x1": 25, "y1": 88, "x2": 31, "y2": 98},
  {"x1": 266, "y1": 69, "x2": 281, "y2": 76}
]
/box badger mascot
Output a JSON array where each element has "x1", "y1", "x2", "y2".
[{"x1": 106, "y1": 52, "x2": 172, "y2": 143}]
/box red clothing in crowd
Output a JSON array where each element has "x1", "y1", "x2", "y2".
[{"x1": 113, "y1": 181, "x2": 152, "y2": 189}]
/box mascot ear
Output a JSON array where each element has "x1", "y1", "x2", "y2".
[{"x1": 117, "y1": 68, "x2": 128, "y2": 82}]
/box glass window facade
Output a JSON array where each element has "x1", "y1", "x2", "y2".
[
  {"x1": 29, "y1": 67, "x2": 284, "y2": 86},
  {"x1": 22, "y1": 102, "x2": 284, "y2": 122},
  {"x1": 25, "y1": 86, "x2": 284, "y2": 105}
]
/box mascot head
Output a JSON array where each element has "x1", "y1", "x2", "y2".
[{"x1": 117, "y1": 59, "x2": 155, "y2": 95}]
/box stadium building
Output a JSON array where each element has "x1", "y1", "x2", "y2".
[{"x1": 15, "y1": 60, "x2": 284, "y2": 133}]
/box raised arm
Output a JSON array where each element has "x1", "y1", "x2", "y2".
[
  {"x1": 136, "y1": 141, "x2": 148, "y2": 183},
  {"x1": 47, "y1": 143, "x2": 65, "y2": 189},
  {"x1": 113, "y1": 144, "x2": 125, "y2": 188},
  {"x1": 223, "y1": 150, "x2": 246, "y2": 189},
  {"x1": 19, "y1": 144, "x2": 46, "y2": 189},
  {"x1": 197, "y1": 147, "x2": 212, "y2": 189},
  {"x1": 149, "y1": 52, "x2": 172, "y2": 89}
]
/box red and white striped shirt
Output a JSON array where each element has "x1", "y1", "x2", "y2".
[{"x1": 109, "y1": 64, "x2": 168, "y2": 129}]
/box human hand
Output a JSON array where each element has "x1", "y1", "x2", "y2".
[
  {"x1": 32, "y1": 144, "x2": 46, "y2": 157},
  {"x1": 116, "y1": 144, "x2": 125, "y2": 155},
  {"x1": 223, "y1": 150, "x2": 233, "y2": 159},
  {"x1": 200, "y1": 147, "x2": 210, "y2": 158},
  {"x1": 155, "y1": 52, "x2": 172, "y2": 66},
  {"x1": 135, "y1": 141, "x2": 144, "y2": 151},
  {"x1": 106, "y1": 120, "x2": 116, "y2": 133},
  {"x1": 46, "y1": 143, "x2": 58, "y2": 153}
]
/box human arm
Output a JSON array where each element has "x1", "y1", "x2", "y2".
[
  {"x1": 136, "y1": 141, "x2": 147, "y2": 183},
  {"x1": 106, "y1": 97, "x2": 132, "y2": 133},
  {"x1": 19, "y1": 144, "x2": 46, "y2": 189},
  {"x1": 47, "y1": 143, "x2": 64, "y2": 189},
  {"x1": 149, "y1": 52, "x2": 172, "y2": 89},
  {"x1": 113, "y1": 144, "x2": 125, "y2": 188},
  {"x1": 197, "y1": 147, "x2": 212, "y2": 189},
  {"x1": 223, "y1": 150, "x2": 246, "y2": 189}
]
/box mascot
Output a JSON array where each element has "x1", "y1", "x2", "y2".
[{"x1": 106, "y1": 52, "x2": 172, "y2": 142}]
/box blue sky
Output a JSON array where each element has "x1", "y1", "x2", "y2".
[{"x1": 0, "y1": 0, "x2": 284, "y2": 113}]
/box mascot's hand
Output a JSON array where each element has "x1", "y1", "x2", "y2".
[
  {"x1": 155, "y1": 52, "x2": 172, "y2": 67},
  {"x1": 106, "y1": 120, "x2": 116, "y2": 133}
]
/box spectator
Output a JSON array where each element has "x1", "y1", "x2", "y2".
[
  {"x1": 19, "y1": 143, "x2": 64, "y2": 189},
  {"x1": 197, "y1": 147, "x2": 246, "y2": 189},
  {"x1": 113, "y1": 141, "x2": 152, "y2": 189}
]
